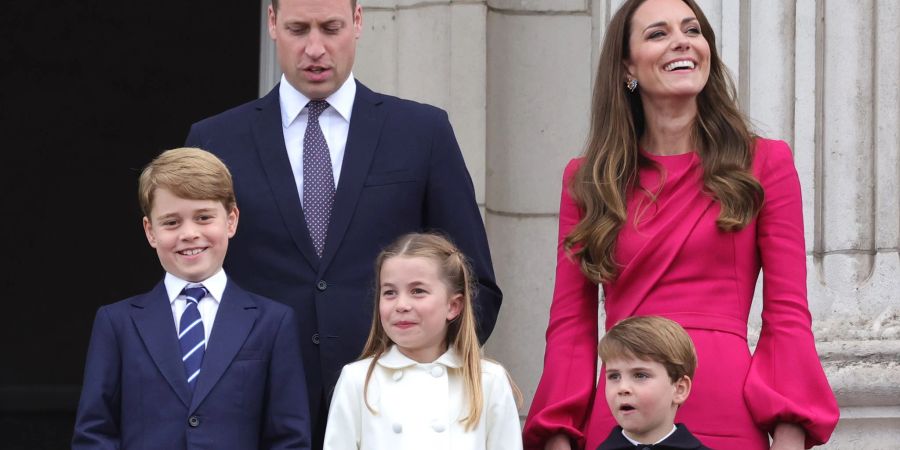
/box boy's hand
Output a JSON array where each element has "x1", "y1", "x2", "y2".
[
  {"x1": 770, "y1": 422, "x2": 805, "y2": 450},
  {"x1": 545, "y1": 433, "x2": 573, "y2": 450}
]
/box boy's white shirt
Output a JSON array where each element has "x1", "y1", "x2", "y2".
[
  {"x1": 323, "y1": 345, "x2": 523, "y2": 450},
  {"x1": 164, "y1": 268, "x2": 227, "y2": 345}
]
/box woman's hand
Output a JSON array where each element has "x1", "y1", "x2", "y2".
[
  {"x1": 770, "y1": 422, "x2": 805, "y2": 450},
  {"x1": 544, "y1": 433, "x2": 573, "y2": 450}
]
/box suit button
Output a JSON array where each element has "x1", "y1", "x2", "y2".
[
  {"x1": 188, "y1": 416, "x2": 200, "y2": 427},
  {"x1": 316, "y1": 280, "x2": 327, "y2": 291},
  {"x1": 312, "y1": 333, "x2": 320, "y2": 345}
]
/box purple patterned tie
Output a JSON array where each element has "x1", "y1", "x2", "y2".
[{"x1": 303, "y1": 100, "x2": 335, "y2": 257}]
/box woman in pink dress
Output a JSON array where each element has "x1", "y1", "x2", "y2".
[{"x1": 522, "y1": 0, "x2": 839, "y2": 449}]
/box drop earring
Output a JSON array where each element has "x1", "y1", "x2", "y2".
[{"x1": 626, "y1": 78, "x2": 638, "y2": 92}]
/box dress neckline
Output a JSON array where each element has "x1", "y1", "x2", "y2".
[{"x1": 640, "y1": 149, "x2": 698, "y2": 171}]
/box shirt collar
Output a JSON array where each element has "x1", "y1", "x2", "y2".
[
  {"x1": 376, "y1": 345, "x2": 463, "y2": 369},
  {"x1": 164, "y1": 269, "x2": 228, "y2": 305},
  {"x1": 622, "y1": 424, "x2": 678, "y2": 446},
  {"x1": 278, "y1": 73, "x2": 356, "y2": 128}
]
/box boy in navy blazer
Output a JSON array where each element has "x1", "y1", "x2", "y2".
[{"x1": 73, "y1": 147, "x2": 312, "y2": 450}]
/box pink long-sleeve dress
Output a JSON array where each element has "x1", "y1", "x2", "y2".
[{"x1": 523, "y1": 139, "x2": 839, "y2": 450}]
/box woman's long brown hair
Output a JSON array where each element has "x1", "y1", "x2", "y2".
[{"x1": 565, "y1": 0, "x2": 763, "y2": 284}]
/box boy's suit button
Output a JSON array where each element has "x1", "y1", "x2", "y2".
[
  {"x1": 188, "y1": 416, "x2": 200, "y2": 427},
  {"x1": 316, "y1": 280, "x2": 328, "y2": 291},
  {"x1": 311, "y1": 333, "x2": 320, "y2": 345}
]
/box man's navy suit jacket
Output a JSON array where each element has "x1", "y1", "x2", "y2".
[
  {"x1": 73, "y1": 280, "x2": 311, "y2": 450},
  {"x1": 184, "y1": 81, "x2": 502, "y2": 424}
]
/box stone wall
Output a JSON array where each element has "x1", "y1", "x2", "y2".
[{"x1": 259, "y1": 0, "x2": 900, "y2": 447}]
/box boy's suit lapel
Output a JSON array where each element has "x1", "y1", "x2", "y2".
[
  {"x1": 130, "y1": 282, "x2": 191, "y2": 408},
  {"x1": 189, "y1": 281, "x2": 258, "y2": 413}
]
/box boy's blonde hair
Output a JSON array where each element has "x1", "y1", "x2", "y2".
[
  {"x1": 598, "y1": 316, "x2": 697, "y2": 383},
  {"x1": 138, "y1": 147, "x2": 236, "y2": 216},
  {"x1": 360, "y1": 233, "x2": 485, "y2": 431}
]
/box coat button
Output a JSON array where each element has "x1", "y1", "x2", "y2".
[
  {"x1": 431, "y1": 421, "x2": 446, "y2": 433},
  {"x1": 392, "y1": 370, "x2": 403, "y2": 381},
  {"x1": 392, "y1": 422, "x2": 403, "y2": 433},
  {"x1": 188, "y1": 415, "x2": 200, "y2": 427},
  {"x1": 431, "y1": 366, "x2": 444, "y2": 377},
  {"x1": 316, "y1": 280, "x2": 327, "y2": 291},
  {"x1": 311, "y1": 333, "x2": 320, "y2": 345}
]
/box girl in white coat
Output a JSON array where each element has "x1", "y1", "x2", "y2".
[{"x1": 323, "y1": 233, "x2": 523, "y2": 450}]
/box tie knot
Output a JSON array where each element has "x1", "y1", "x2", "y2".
[
  {"x1": 181, "y1": 285, "x2": 208, "y2": 305},
  {"x1": 307, "y1": 100, "x2": 329, "y2": 121}
]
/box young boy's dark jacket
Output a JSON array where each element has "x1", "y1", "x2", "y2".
[
  {"x1": 72, "y1": 280, "x2": 311, "y2": 450},
  {"x1": 596, "y1": 424, "x2": 712, "y2": 450}
]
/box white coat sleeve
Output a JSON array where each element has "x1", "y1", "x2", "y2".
[
  {"x1": 485, "y1": 365, "x2": 524, "y2": 450},
  {"x1": 323, "y1": 366, "x2": 362, "y2": 450}
]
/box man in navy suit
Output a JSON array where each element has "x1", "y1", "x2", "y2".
[
  {"x1": 185, "y1": 0, "x2": 502, "y2": 445},
  {"x1": 73, "y1": 148, "x2": 311, "y2": 449}
]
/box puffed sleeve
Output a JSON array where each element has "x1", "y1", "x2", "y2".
[
  {"x1": 323, "y1": 365, "x2": 363, "y2": 450},
  {"x1": 484, "y1": 362, "x2": 524, "y2": 450},
  {"x1": 522, "y1": 158, "x2": 600, "y2": 450},
  {"x1": 743, "y1": 139, "x2": 839, "y2": 448}
]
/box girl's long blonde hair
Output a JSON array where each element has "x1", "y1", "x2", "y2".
[
  {"x1": 360, "y1": 233, "x2": 485, "y2": 431},
  {"x1": 566, "y1": 0, "x2": 764, "y2": 284}
]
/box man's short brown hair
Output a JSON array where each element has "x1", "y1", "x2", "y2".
[
  {"x1": 598, "y1": 316, "x2": 697, "y2": 383},
  {"x1": 138, "y1": 147, "x2": 236, "y2": 217},
  {"x1": 271, "y1": 0, "x2": 357, "y2": 12}
]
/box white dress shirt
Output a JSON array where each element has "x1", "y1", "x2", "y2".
[
  {"x1": 164, "y1": 269, "x2": 227, "y2": 345},
  {"x1": 279, "y1": 73, "x2": 356, "y2": 202},
  {"x1": 323, "y1": 345, "x2": 523, "y2": 450}
]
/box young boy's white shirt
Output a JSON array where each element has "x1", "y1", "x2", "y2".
[{"x1": 323, "y1": 345, "x2": 522, "y2": 450}]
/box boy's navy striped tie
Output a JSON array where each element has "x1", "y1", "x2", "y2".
[{"x1": 179, "y1": 285, "x2": 208, "y2": 391}]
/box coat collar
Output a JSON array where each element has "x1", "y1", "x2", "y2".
[
  {"x1": 596, "y1": 424, "x2": 707, "y2": 450},
  {"x1": 376, "y1": 345, "x2": 462, "y2": 369}
]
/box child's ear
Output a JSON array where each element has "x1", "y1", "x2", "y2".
[
  {"x1": 227, "y1": 206, "x2": 240, "y2": 238},
  {"x1": 446, "y1": 293, "x2": 463, "y2": 322},
  {"x1": 672, "y1": 375, "x2": 692, "y2": 406},
  {"x1": 143, "y1": 216, "x2": 158, "y2": 248}
]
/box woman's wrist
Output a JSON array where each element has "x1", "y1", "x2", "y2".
[
  {"x1": 771, "y1": 422, "x2": 805, "y2": 449},
  {"x1": 544, "y1": 433, "x2": 574, "y2": 450}
]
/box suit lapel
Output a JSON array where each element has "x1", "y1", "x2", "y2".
[
  {"x1": 252, "y1": 86, "x2": 320, "y2": 269},
  {"x1": 319, "y1": 81, "x2": 386, "y2": 271},
  {"x1": 189, "y1": 281, "x2": 258, "y2": 412},
  {"x1": 130, "y1": 282, "x2": 191, "y2": 408}
]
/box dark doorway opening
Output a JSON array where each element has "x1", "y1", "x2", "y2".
[{"x1": 0, "y1": 1, "x2": 261, "y2": 448}]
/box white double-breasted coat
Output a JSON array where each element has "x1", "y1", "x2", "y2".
[{"x1": 323, "y1": 346, "x2": 523, "y2": 450}]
